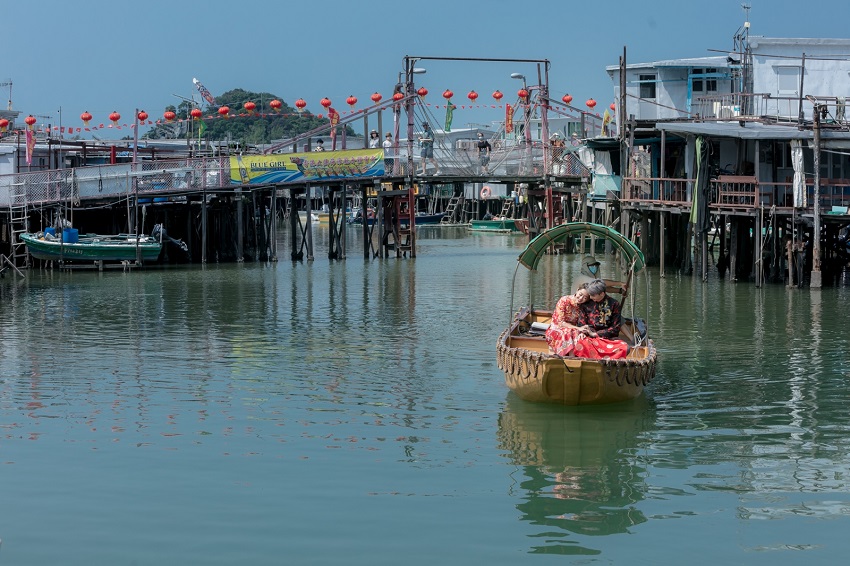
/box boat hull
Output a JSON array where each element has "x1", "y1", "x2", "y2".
[
  {"x1": 496, "y1": 313, "x2": 657, "y2": 406},
  {"x1": 20, "y1": 233, "x2": 162, "y2": 262},
  {"x1": 471, "y1": 219, "x2": 519, "y2": 232}
]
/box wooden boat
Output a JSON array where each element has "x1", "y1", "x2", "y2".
[
  {"x1": 470, "y1": 217, "x2": 519, "y2": 233},
  {"x1": 410, "y1": 212, "x2": 446, "y2": 225},
  {"x1": 20, "y1": 231, "x2": 163, "y2": 263},
  {"x1": 496, "y1": 222, "x2": 657, "y2": 405}
]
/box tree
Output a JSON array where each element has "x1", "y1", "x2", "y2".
[{"x1": 143, "y1": 88, "x2": 353, "y2": 147}]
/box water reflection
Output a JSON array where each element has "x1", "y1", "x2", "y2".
[{"x1": 497, "y1": 394, "x2": 656, "y2": 555}]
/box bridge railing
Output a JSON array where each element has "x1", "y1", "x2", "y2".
[{"x1": 0, "y1": 142, "x2": 591, "y2": 207}]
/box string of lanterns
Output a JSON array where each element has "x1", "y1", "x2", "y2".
[{"x1": 0, "y1": 89, "x2": 608, "y2": 136}]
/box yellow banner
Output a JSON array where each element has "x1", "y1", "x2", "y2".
[{"x1": 230, "y1": 148, "x2": 385, "y2": 184}]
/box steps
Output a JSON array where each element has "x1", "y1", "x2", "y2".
[{"x1": 8, "y1": 181, "x2": 29, "y2": 268}]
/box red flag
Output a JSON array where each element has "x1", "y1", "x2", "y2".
[
  {"x1": 328, "y1": 107, "x2": 340, "y2": 150},
  {"x1": 25, "y1": 129, "x2": 35, "y2": 165}
]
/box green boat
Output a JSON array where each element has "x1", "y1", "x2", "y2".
[
  {"x1": 20, "y1": 231, "x2": 163, "y2": 263},
  {"x1": 470, "y1": 218, "x2": 519, "y2": 233}
]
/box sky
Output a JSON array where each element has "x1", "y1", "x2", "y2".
[{"x1": 6, "y1": 0, "x2": 850, "y2": 140}]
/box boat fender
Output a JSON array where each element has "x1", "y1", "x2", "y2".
[{"x1": 480, "y1": 186, "x2": 492, "y2": 198}]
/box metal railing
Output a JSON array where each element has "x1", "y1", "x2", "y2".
[
  {"x1": 1, "y1": 142, "x2": 591, "y2": 207},
  {"x1": 621, "y1": 177, "x2": 692, "y2": 204},
  {"x1": 622, "y1": 174, "x2": 850, "y2": 212}
]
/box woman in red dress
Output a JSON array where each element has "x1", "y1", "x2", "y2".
[{"x1": 545, "y1": 281, "x2": 629, "y2": 360}]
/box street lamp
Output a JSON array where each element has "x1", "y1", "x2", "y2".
[
  {"x1": 403, "y1": 60, "x2": 427, "y2": 176},
  {"x1": 511, "y1": 72, "x2": 533, "y2": 172},
  {"x1": 511, "y1": 73, "x2": 530, "y2": 136}
]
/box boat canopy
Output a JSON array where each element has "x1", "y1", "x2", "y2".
[{"x1": 517, "y1": 222, "x2": 646, "y2": 272}]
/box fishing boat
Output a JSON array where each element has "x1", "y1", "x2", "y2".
[
  {"x1": 409, "y1": 212, "x2": 446, "y2": 225},
  {"x1": 496, "y1": 222, "x2": 657, "y2": 405},
  {"x1": 470, "y1": 217, "x2": 519, "y2": 233},
  {"x1": 20, "y1": 230, "x2": 163, "y2": 263}
]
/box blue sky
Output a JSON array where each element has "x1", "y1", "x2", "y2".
[{"x1": 6, "y1": 0, "x2": 850, "y2": 139}]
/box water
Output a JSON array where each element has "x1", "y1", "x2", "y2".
[{"x1": 2, "y1": 225, "x2": 850, "y2": 565}]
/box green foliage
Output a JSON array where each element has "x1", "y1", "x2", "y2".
[{"x1": 143, "y1": 88, "x2": 354, "y2": 146}]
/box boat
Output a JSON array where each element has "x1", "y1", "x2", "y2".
[
  {"x1": 496, "y1": 222, "x2": 657, "y2": 405},
  {"x1": 409, "y1": 212, "x2": 446, "y2": 225},
  {"x1": 348, "y1": 211, "x2": 446, "y2": 226},
  {"x1": 20, "y1": 230, "x2": 163, "y2": 263},
  {"x1": 297, "y1": 210, "x2": 321, "y2": 223},
  {"x1": 470, "y1": 217, "x2": 519, "y2": 233}
]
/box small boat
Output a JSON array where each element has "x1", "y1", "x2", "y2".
[
  {"x1": 496, "y1": 222, "x2": 657, "y2": 405},
  {"x1": 470, "y1": 217, "x2": 519, "y2": 233},
  {"x1": 410, "y1": 212, "x2": 446, "y2": 225},
  {"x1": 297, "y1": 210, "x2": 321, "y2": 223},
  {"x1": 20, "y1": 230, "x2": 163, "y2": 263}
]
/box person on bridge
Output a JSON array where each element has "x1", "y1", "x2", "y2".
[
  {"x1": 369, "y1": 130, "x2": 380, "y2": 148},
  {"x1": 314, "y1": 139, "x2": 325, "y2": 152},
  {"x1": 417, "y1": 122, "x2": 440, "y2": 175},
  {"x1": 476, "y1": 132, "x2": 492, "y2": 175},
  {"x1": 550, "y1": 133, "x2": 566, "y2": 175},
  {"x1": 383, "y1": 133, "x2": 396, "y2": 176}
]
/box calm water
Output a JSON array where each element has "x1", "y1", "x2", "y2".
[{"x1": 2, "y1": 225, "x2": 849, "y2": 565}]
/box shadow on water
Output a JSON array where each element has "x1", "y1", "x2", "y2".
[{"x1": 496, "y1": 394, "x2": 657, "y2": 556}]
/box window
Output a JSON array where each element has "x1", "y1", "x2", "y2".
[
  {"x1": 639, "y1": 74, "x2": 656, "y2": 99},
  {"x1": 776, "y1": 66, "x2": 800, "y2": 95},
  {"x1": 693, "y1": 68, "x2": 718, "y2": 93},
  {"x1": 705, "y1": 68, "x2": 718, "y2": 92},
  {"x1": 693, "y1": 69, "x2": 704, "y2": 92}
]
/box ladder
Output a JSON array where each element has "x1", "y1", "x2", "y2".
[
  {"x1": 378, "y1": 194, "x2": 413, "y2": 257},
  {"x1": 9, "y1": 181, "x2": 29, "y2": 268},
  {"x1": 440, "y1": 195, "x2": 463, "y2": 224},
  {"x1": 499, "y1": 198, "x2": 513, "y2": 218}
]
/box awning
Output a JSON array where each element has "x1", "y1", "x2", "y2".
[{"x1": 517, "y1": 222, "x2": 645, "y2": 272}]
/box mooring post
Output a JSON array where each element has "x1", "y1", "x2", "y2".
[
  {"x1": 270, "y1": 187, "x2": 277, "y2": 261},
  {"x1": 811, "y1": 103, "x2": 823, "y2": 288},
  {"x1": 201, "y1": 187, "x2": 207, "y2": 264},
  {"x1": 361, "y1": 184, "x2": 370, "y2": 259},
  {"x1": 236, "y1": 188, "x2": 244, "y2": 262},
  {"x1": 305, "y1": 184, "x2": 314, "y2": 261},
  {"x1": 659, "y1": 211, "x2": 666, "y2": 277}
]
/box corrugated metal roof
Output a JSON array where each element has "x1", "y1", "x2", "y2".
[
  {"x1": 606, "y1": 56, "x2": 730, "y2": 73},
  {"x1": 656, "y1": 121, "x2": 809, "y2": 140}
]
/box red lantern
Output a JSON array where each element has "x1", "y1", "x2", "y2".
[
  {"x1": 190, "y1": 108, "x2": 203, "y2": 120},
  {"x1": 586, "y1": 98, "x2": 597, "y2": 109},
  {"x1": 108, "y1": 111, "x2": 121, "y2": 126},
  {"x1": 442, "y1": 89, "x2": 453, "y2": 100},
  {"x1": 492, "y1": 90, "x2": 504, "y2": 102},
  {"x1": 80, "y1": 111, "x2": 93, "y2": 126},
  {"x1": 137, "y1": 110, "x2": 148, "y2": 122},
  {"x1": 562, "y1": 93, "x2": 573, "y2": 105},
  {"x1": 392, "y1": 92, "x2": 404, "y2": 102},
  {"x1": 0, "y1": 118, "x2": 8, "y2": 132},
  {"x1": 295, "y1": 98, "x2": 307, "y2": 111},
  {"x1": 346, "y1": 95, "x2": 358, "y2": 107},
  {"x1": 417, "y1": 87, "x2": 428, "y2": 98},
  {"x1": 24, "y1": 115, "x2": 37, "y2": 130},
  {"x1": 370, "y1": 92, "x2": 382, "y2": 104},
  {"x1": 609, "y1": 102, "x2": 616, "y2": 111},
  {"x1": 467, "y1": 90, "x2": 478, "y2": 102},
  {"x1": 218, "y1": 106, "x2": 230, "y2": 118},
  {"x1": 269, "y1": 99, "x2": 282, "y2": 112},
  {"x1": 244, "y1": 101, "x2": 256, "y2": 114},
  {"x1": 320, "y1": 97, "x2": 332, "y2": 109},
  {"x1": 163, "y1": 110, "x2": 176, "y2": 123},
  {"x1": 517, "y1": 88, "x2": 529, "y2": 102}
]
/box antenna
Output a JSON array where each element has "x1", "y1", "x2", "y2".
[
  {"x1": 742, "y1": 3, "x2": 751, "y2": 35},
  {"x1": 0, "y1": 79, "x2": 11, "y2": 110}
]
